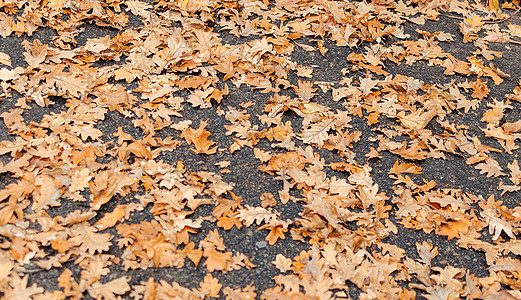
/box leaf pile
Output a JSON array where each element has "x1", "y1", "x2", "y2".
[{"x1": 1, "y1": 0, "x2": 521, "y2": 299}]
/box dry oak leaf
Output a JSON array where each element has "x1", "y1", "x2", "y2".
[
  {"x1": 260, "y1": 192, "x2": 277, "y2": 208},
  {"x1": 129, "y1": 277, "x2": 157, "y2": 300},
  {"x1": 0, "y1": 108, "x2": 24, "y2": 131},
  {"x1": 253, "y1": 148, "x2": 272, "y2": 162},
  {"x1": 507, "y1": 159, "x2": 521, "y2": 185},
  {"x1": 121, "y1": 141, "x2": 152, "y2": 160},
  {"x1": 294, "y1": 80, "x2": 317, "y2": 101},
  {"x1": 261, "y1": 224, "x2": 287, "y2": 245},
  {"x1": 0, "y1": 52, "x2": 11, "y2": 66},
  {"x1": 95, "y1": 203, "x2": 140, "y2": 230},
  {"x1": 260, "y1": 286, "x2": 316, "y2": 300},
  {"x1": 119, "y1": 224, "x2": 185, "y2": 268},
  {"x1": 3, "y1": 274, "x2": 44, "y2": 299},
  {"x1": 68, "y1": 222, "x2": 112, "y2": 255},
  {"x1": 213, "y1": 197, "x2": 242, "y2": 218},
  {"x1": 22, "y1": 39, "x2": 48, "y2": 69},
  {"x1": 404, "y1": 257, "x2": 432, "y2": 288},
  {"x1": 87, "y1": 276, "x2": 131, "y2": 300},
  {"x1": 155, "y1": 280, "x2": 201, "y2": 300},
  {"x1": 217, "y1": 215, "x2": 243, "y2": 230},
  {"x1": 73, "y1": 124, "x2": 103, "y2": 141},
  {"x1": 348, "y1": 167, "x2": 374, "y2": 187},
  {"x1": 58, "y1": 269, "x2": 81, "y2": 298},
  {"x1": 481, "y1": 105, "x2": 505, "y2": 125},
  {"x1": 213, "y1": 58, "x2": 235, "y2": 81},
  {"x1": 397, "y1": 109, "x2": 435, "y2": 130},
  {"x1": 329, "y1": 177, "x2": 353, "y2": 195},
  {"x1": 266, "y1": 122, "x2": 294, "y2": 142},
  {"x1": 475, "y1": 158, "x2": 506, "y2": 177},
  {"x1": 53, "y1": 73, "x2": 89, "y2": 98},
  {"x1": 32, "y1": 175, "x2": 61, "y2": 212},
  {"x1": 46, "y1": 0, "x2": 65, "y2": 10},
  {"x1": 50, "y1": 238, "x2": 73, "y2": 253},
  {"x1": 0, "y1": 178, "x2": 35, "y2": 202},
  {"x1": 89, "y1": 169, "x2": 138, "y2": 210},
  {"x1": 487, "y1": 0, "x2": 501, "y2": 10},
  {"x1": 201, "y1": 229, "x2": 227, "y2": 252},
  {"x1": 198, "y1": 274, "x2": 222, "y2": 298},
  {"x1": 470, "y1": 79, "x2": 490, "y2": 100},
  {"x1": 428, "y1": 193, "x2": 470, "y2": 211},
  {"x1": 181, "y1": 121, "x2": 218, "y2": 154},
  {"x1": 178, "y1": 242, "x2": 203, "y2": 267},
  {"x1": 503, "y1": 120, "x2": 521, "y2": 133},
  {"x1": 236, "y1": 205, "x2": 278, "y2": 227},
  {"x1": 203, "y1": 248, "x2": 234, "y2": 272},
  {"x1": 359, "y1": 77, "x2": 379, "y2": 95},
  {"x1": 389, "y1": 160, "x2": 422, "y2": 175},
  {"x1": 430, "y1": 266, "x2": 465, "y2": 291},
  {"x1": 125, "y1": 0, "x2": 152, "y2": 18},
  {"x1": 300, "y1": 119, "x2": 335, "y2": 147},
  {"x1": 222, "y1": 285, "x2": 257, "y2": 300},
  {"x1": 481, "y1": 207, "x2": 515, "y2": 241},
  {"x1": 0, "y1": 68, "x2": 19, "y2": 81},
  {"x1": 69, "y1": 168, "x2": 92, "y2": 193},
  {"x1": 272, "y1": 254, "x2": 292, "y2": 273},
  {"x1": 0, "y1": 253, "x2": 13, "y2": 283},
  {"x1": 394, "y1": 189, "x2": 421, "y2": 218},
  {"x1": 416, "y1": 241, "x2": 438, "y2": 266},
  {"x1": 438, "y1": 217, "x2": 472, "y2": 240}
]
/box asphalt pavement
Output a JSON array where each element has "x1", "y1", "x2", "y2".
[{"x1": 1, "y1": 0, "x2": 521, "y2": 299}]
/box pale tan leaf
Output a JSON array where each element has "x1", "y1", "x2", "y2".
[{"x1": 88, "y1": 277, "x2": 130, "y2": 300}]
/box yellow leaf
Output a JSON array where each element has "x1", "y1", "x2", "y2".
[{"x1": 487, "y1": 0, "x2": 500, "y2": 11}]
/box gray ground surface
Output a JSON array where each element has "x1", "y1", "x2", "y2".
[{"x1": 2, "y1": 0, "x2": 521, "y2": 299}]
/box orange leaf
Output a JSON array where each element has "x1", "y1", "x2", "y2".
[
  {"x1": 213, "y1": 197, "x2": 241, "y2": 218},
  {"x1": 438, "y1": 218, "x2": 471, "y2": 239},
  {"x1": 216, "y1": 215, "x2": 243, "y2": 230},
  {"x1": 51, "y1": 238, "x2": 73, "y2": 253},
  {"x1": 178, "y1": 242, "x2": 203, "y2": 267},
  {"x1": 94, "y1": 204, "x2": 128, "y2": 230},
  {"x1": 264, "y1": 225, "x2": 287, "y2": 245},
  {"x1": 181, "y1": 121, "x2": 217, "y2": 155},
  {"x1": 203, "y1": 248, "x2": 233, "y2": 272},
  {"x1": 58, "y1": 269, "x2": 81, "y2": 298},
  {"x1": 389, "y1": 160, "x2": 422, "y2": 175},
  {"x1": 199, "y1": 274, "x2": 222, "y2": 298}
]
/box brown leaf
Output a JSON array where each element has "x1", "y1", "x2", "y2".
[
  {"x1": 95, "y1": 204, "x2": 138, "y2": 230},
  {"x1": 222, "y1": 285, "x2": 257, "y2": 300},
  {"x1": 389, "y1": 160, "x2": 422, "y2": 175},
  {"x1": 0, "y1": 52, "x2": 11, "y2": 66},
  {"x1": 397, "y1": 109, "x2": 435, "y2": 130},
  {"x1": 503, "y1": 120, "x2": 521, "y2": 133},
  {"x1": 272, "y1": 254, "x2": 292, "y2": 273},
  {"x1": 88, "y1": 277, "x2": 131, "y2": 300},
  {"x1": 181, "y1": 121, "x2": 218, "y2": 155},
  {"x1": 262, "y1": 225, "x2": 287, "y2": 245},
  {"x1": 203, "y1": 248, "x2": 233, "y2": 272},
  {"x1": 199, "y1": 274, "x2": 222, "y2": 298},
  {"x1": 69, "y1": 222, "x2": 112, "y2": 255}
]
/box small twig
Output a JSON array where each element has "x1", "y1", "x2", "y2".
[
  {"x1": 486, "y1": 5, "x2": 521, "y2": 23},
  {"x1": 440, "y1": 5, "x2": 521, "y2": 24},
  {"x1": 440, "y1": 13, "x2": 465, "y2": 20}
]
